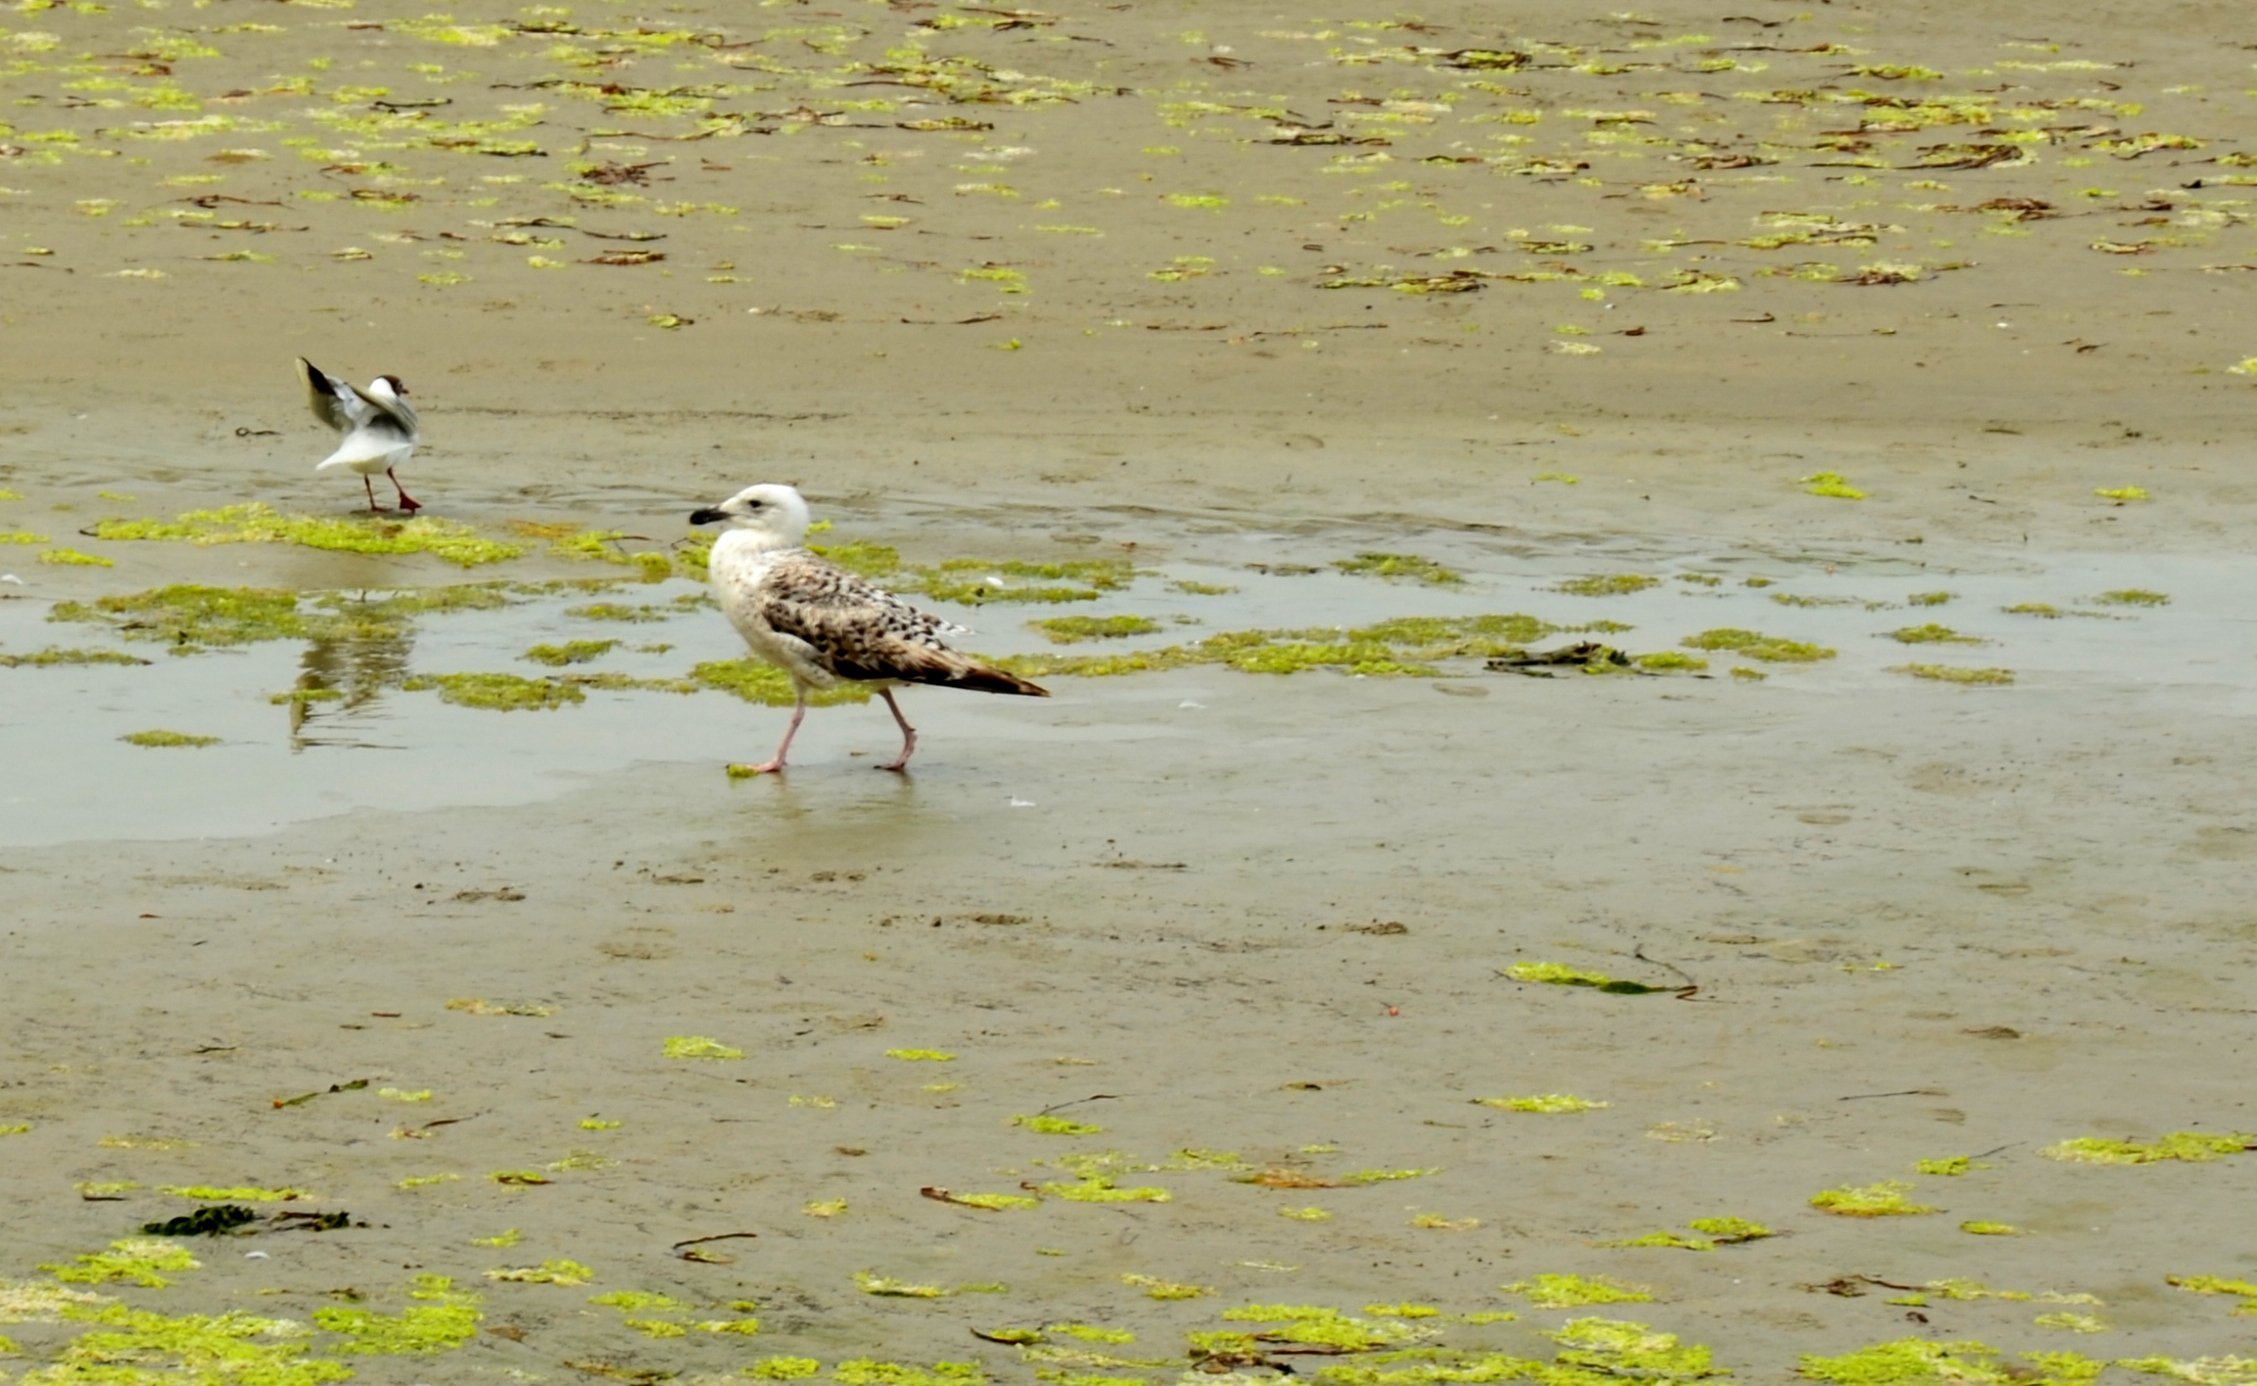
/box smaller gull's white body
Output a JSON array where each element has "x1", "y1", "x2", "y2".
[
  {"x1": 297, "y1": 356, "x2": 422, "y2": 512},
  {"x1": 691, "y1": 483, "x2": 1049, "y2": 773}
]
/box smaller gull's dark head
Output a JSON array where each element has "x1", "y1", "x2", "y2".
[{"x1": 379, "y1": 375, "x2": 408, "y2": 396}]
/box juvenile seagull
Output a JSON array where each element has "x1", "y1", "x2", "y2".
[
  {"x1": 297, "y1": 356, "x2": 422, "y2": 513},
  {"x1": 690, "y1": 483, "x2": 1049, "y2": 773}
]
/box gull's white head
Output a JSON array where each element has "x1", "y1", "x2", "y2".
[
  {"x1": 368, "y1": 375, "x2": 408, "y2": 400},
  {"x1": 690, "y1": 483, "x2": 812, "y2": 545}
]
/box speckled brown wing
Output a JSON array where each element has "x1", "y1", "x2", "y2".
[{"x1": 757, "y1": 551, "x2": 1048, "y2": 696}]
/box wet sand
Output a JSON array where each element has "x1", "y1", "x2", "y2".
[{"x1": 4, "y1": 0, "x2": 2256, "y2": 1381}]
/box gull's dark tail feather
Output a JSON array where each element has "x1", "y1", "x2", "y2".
[{"x1": 946, "y1": 662, "x2": 1051, "y2": 698}]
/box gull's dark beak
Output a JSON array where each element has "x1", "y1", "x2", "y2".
[{"x1": 689, "y1": 507, "x2": 726, "y2": 525}]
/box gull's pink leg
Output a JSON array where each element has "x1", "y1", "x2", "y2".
[
  {"x1": 388, "y1": 468, "x2": 422, "y2": 512},
  {"x1": 362, "y1": 475, "x2": 383, "y2": 513},
  {"x1": 740, "y1": 692, "x2": 807, "y2": 774},
  {"x1": 876, "y1": 688, "x2": 917, "y2": 772}
]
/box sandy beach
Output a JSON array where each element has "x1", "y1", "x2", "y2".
[{"x1": 3, "y1": 1, "x2": 2255, "y2": 1382}]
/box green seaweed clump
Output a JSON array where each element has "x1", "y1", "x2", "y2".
[
  {"x1": 37, "y1": 546, "x2": 113, "y2": 566},
  {"x1": 1960, "y1": 1221, "x2": 2021, "y2": 1236},
  {"x1": 1554, "y1": 574, "x2": 1658, "y2": 597},
  {"x1": 1475, "y1": 1094, "x2": 1608, "y2": 1113},
  {"x1": 1915, "y1": 1157, "x2": 1974, "y2": 1176},
  {"x1": 54, "y1": 584, "x2": 307, "y2": 649},
  {"x1": 1039, "y1": 1177, "x2": 1170, "y2": 1203},
  {"x1": 1504, "y1": 961, "x2": 1675, "y2": 994},
  {"x1": 41, "y1": 1239, "x2": 201, "y2": 1288},
  {"x1": 2095, "y1": 588, "x2": 2169, "y2": 606},
  {"x1": 44, "y1": 1305, "x2": 351, "y2": 1384},
  {"x1": 1635, "y1": 651, "x2": 1708, "y2": 672},
  {"x1": 1895, "y1": 664, "x2": 2014, "y2": 685},
  {"x1": 1604, "y1": 1217, "x2": 1772, "y2": 1251},
  {"x1": 1681, "y1": 628, "x2": 1836, "y2": 662},
  {"x1": 1888, "y1": 624, "x2": 1980, "y2": 644},
  {"x1": 1799, "y1": 1339, "x2": 2012, "y2": 1385},
  {"x1": 93, "y1": 503, "x2": 523, "y2": 568},
  {"x1": 1809, "y1": 1181, "x2": 1935, "y2": 1217},
  {"x1": 402, "y1": 672, "x2": 585, "y2": 710},
  {"x1": 811, "y1": 541, "x2": 904, "y2": 578},
  {"x1": 0, "y1": 646, "x2": 148, "y2": 668},
  {"x1": 911, "y1": 557, "x2": 1134, "y2": 605},
  {"x1": 1908, "y1": 591, "x2": 1954, "y2": 606},
  {"x1": 315, "y1": 1274, "x2": 481, "y2": 1354},
  {"x1": 1550, "y1": 1317, "x2": 1728, "y2": 1381},
  {"x1": 663, "y1": 1036, "x2": 744, "y2": 1061},
  {"x1": 485, "y1": 1260, "x2": 594, "y2": 1286},
  {"x1": 2041, "y1": 1132, "x2": 2252, "y2": 1165},
  {"x1": 523, "y1": 639, "x2": 618, "y2": 666},
  {"x1": 692, "y1": 658, "x2": 869, "y2": 706},
  {"x1": 119, "y1": 729, "x2": 221, "y2": 747},
  {"x1": 1332, "y1": 552, "x2": 1464, "y2": 586},
  {"x1": 1032, "y1": 615, "x2": 1161, "y2": 643},
  {"x1": 1505, "y1": 1274, "x2": 1653, "y2": 1309},
  {"x1": 832, "y1": 1360, "x2": 984, "y2": 1386},
  {"x1": 1800, "y1": 471, "x2": 1868, "y2": 499}
]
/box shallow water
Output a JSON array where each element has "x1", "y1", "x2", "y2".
[{"x1": 2, "y1": 511, "x2": 2244, "y2": 848}]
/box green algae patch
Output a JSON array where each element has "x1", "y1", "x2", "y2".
[
  {"x1": 2096, "y1": 588, "x2": 2170, "y2": 607},
  {"x1": 1908, "y1": 591, "x2": 1954, "y2": 606},
  {"x1": 2094, "y1": 486, "x2": 2150, "y2": 502},
  {"x1": 93, "y1": 504, "x2": 523, "y2": 568},
  {"x1": 120, "y1": 729, "x2": 222, "y2": 747},
  {"x1": 42, "y1": 1239, "x2": 200, "y2": 1288},
  {"x1": 1506, "y1": 1274, "x2": 1654, "y2": 1308},
  {"x1": 1551, "y1": 1317, "x2": 1728, "y2": 1381},
  {"x1": 749, "y1": 1356, "x2": 824, "y2": 1379},
  {"x1": 1555, "y1": 574, "x2": 1659, "y2": 597},
  {"x1": 1895, "y1": 664, "x2": 2015, "y2": 685},
  {"x1": 1475, "y1": 1094, "x2": 1608, "y2": 1113},
  {"x1": 1682, "y1": 629, "x2": 1836, "y2": 662},
  {"x1": 316, "y1": 1274, "x2": 480, "y2": 1354},
  {"x1": 1333, "y1": 552, "x2": 1464, "y2": 586},
  {"x1": 1961, "y1": 1221, "x2": 2022, "y2": 1236},
  {"x1": 886, "y1": 1048, "x2": 957, "y2": 1062},
  {"x1": 1810, "y1": 1181, "x2": 1935, "y2": 1217},
  {"x1": 852, "y1": 1272, "x2": 951, "y2": 1299},
  {"x1": 1504, "y1": 961, "x2": 1677, "y2": 994},
  {"x1": 524, "y1": 639, "x2": 618, "y2": 666},
  {"x1": 833, "y1": 1360, "x2": 984, "y2": 1386},
  {"x1": 592, "y1": 1290, "x2": 688, "y2": 1313},
  {"x1": 2005, "y1": 603, "x2": 2063, "y2": 618},
  {"x1": 1800, "y1": 471, "x2": 1868, "y2": 499},
  {"x1": 2167, "y1": 1275, "x2": 2257, "y2": 1315},
  {"x1": 1916, "y1": 1157, "x2": 1976, "y2": 1176},
  {"x1": 811, "y1": 541, "x2": 905, "y2": 578},
  {"x1": 157, "y1": 1185, "x2": 310, "y2": 1202},
  {"x1": 1889, "y1": 624, "x2": 1981, "y2": 644},
  {"x1": 948, "y1": 1193, "x2": 1041, "y2": 1211},
  {"x1": 693, "y1": 657, "x2": 870, "y2": 706},
  {"x1": 1033, "y1": 615, "x2": 1161, "y2": 643},
  {"x1": 1346, "y1": 1168, "x2": 1436, "y2": 1185},
  {"x1": 55, "y1": 585, "x2": 307, "y2": 650},
  {"x1": 37, "y1": 547, "x2": 113, "y2": 566},
  {"x1": 0, "y1": 647, "x2": 149, "y2": 668},
  {"x1": 1636, "y1": 651, "x2": 1708, "y2": 672},
  {"x1": 486, "y1": 1259, "x2": 594, "y2": 1286},
  {"x1": 1605, "y1": 1217, "x2": 1772, "y2": 1250},
  {"x1": 912, "y1": 557, "x2": 1135, "y2": 605},
  {"x1": 1015, "y1": 1114, "x2": 1103, "y2": 1136},
  {"x1": 1800, "y1": 1339, "x2": 2014, "y2": 1384},
  {"x1": 45, "y1": 1304, "x2": 352, "y2": 1385},
  {"x1": 664, "y1": 1035, "x2": 744, "y2": 1061},
  {"x1": 2042, "y1": 1132, "x2": 2253, "y2": 1164},
  {"x1": 1042, "y1": 1177, "x2": 1171, "y2": 1203},
  {"x1": 402, "y1": 671, "x2": 585, "y2": 709}
]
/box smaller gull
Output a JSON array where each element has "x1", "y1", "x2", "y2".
[
  {"x1": 690, "y1": 483, "x2": 1049, "y2": 773},
  {"x1": 297, "y1": 356, "x2": 422, "y2": 513}
]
